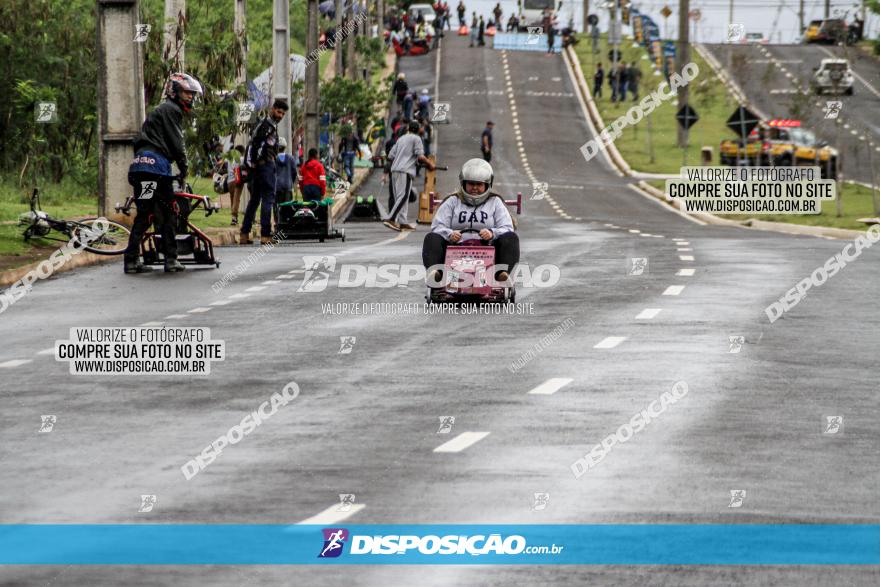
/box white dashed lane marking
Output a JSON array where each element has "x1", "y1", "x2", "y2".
[
  {"x1": 229, "y1": 293, "x2": 252, "y2": 299},
  {"x1": 36, "y1": 348, "x2": 55, "y2": 356},
  {"x1": 635, "y1": 308, "x2": 662, "y2": 320},
  {"x1": 297, "y1": 504, "x2": 366, "y2": 525},
  {"x1": 433, "y1": 432, "x2": 491, "y2": 453},
  {"x1": 676, "y1": 268, "x2": 696, "y2": 276},
  {"x1": 209, "y1": 300, "x2": 233, "y2": 306},
  {"x1": 187, "y1": 307, "x2": 212, "y2": 313},
  {"x1": 139, "y1": 321, "x2": 164, "y2": 326},
  {"x1": 261, "y1": 280, "x2": 282, "y2": 285},
  {"x1": 679, "y1": 255, "x2": 694, "y2": 261},
  {"x1": 0, "y1": 359, "x2": 32, "y2": 368},
  {"x1": 165, "y1": 314, "x2": 188, "y2": 319},
  {"x1": 527, "y1": 378, "x2": 573, "y2": 395},
  {"x1": 594, "y1": 336, "x2": 627, "y2": 349},
  {"x1": 663, "y1": 286, "x2": 685, "y2": 296},
  {"x1": 245, "y1": 286, "x2": 267, "y2": 292}
]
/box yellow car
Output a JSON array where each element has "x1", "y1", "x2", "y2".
[
  {"x1": 720, "y1": 120, "x2": 838, "y2": 179},
  {"x1": 804, "y1": 19, "x2": 847, "y2": 44}
]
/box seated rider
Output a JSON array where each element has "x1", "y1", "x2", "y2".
[{"x1": 422, "y1": 158, "x2": 520, "y2": 286}]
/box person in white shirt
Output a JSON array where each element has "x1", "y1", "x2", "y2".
[{"x1": 424, "y1": 158, "x2": 519, "y2": 285}]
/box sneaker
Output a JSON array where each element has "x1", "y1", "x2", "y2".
[
  {"x1": 260, "y1": 236, "x2": 273, "y2": 245},
  {"x1": 239, "y1": 231, "x2": 253, "y2": 245},
  {"x1": 123, "y1": 258, "x2": 153, "y2": 274},
  {"x1": 426, "y1": 269, "x2": 443, "y2": 288},
  {"x1": 399, "y1": 223, "x2": 416, "y2": 231},
  {"x1": 164, "y1": 259, "x2": 186, "y2": 273},
  {"x1": 382, "y1": 220, "x2": 402, "y2": 232},
  {"x1": 231, "y1": 217, "x2": 238, "y2": 226}
]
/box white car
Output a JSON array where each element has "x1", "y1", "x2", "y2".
[
  {"x1": 408, "y1": 3, "x2": 436, "y2": 25},
  {"x1": 812, "y1": 58, "x2": 854, "y2": 95}
]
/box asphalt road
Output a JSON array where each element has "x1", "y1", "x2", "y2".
[
  {"x1": 704, "y1": 42, "x2": 880, "y2": 185},
  {"x1": 1, "y1": 35, "x2": 879, "y2": 585}
]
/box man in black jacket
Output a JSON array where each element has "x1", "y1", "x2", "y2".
[
  {"x1": 240, "y1": 98, "x2": 289, "y2": 245},
  {"x1": 124, "y1": 72, "x2": 202, "y2": 274}
]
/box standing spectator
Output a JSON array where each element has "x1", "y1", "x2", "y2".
[
  {"x1": 506, "y1": 14, "x2": 518, "y2": 32},
  {"x1": 457, "y1": 1, "x2": 466, "y2": 27},
  {"x1": 300, "y1": 148, "x2": 326, "y2": 202},
  {"x1": 443, "y1": 2, "x2": 452, "y2": 31},
  {"x1": 493, "y1": 3, "x2": 502, "y2": 28},
  {"x1": 274, "y1": 137, "x2": 296, "y2": 228},
  {"x1": 417, "y1": 88, "x2": 432, "y2": 120},
  {"x1": 616, "y1": 62, "x2": 628, "y2": 102},
  {"x1": 469, "y1": 12, "x2": 478, "y2": 46},
  {"x1": 590, "y1": 23, "x2": 599, "y2": 54},
  {"x1": 478, "y1": 15, "x2": 485, "y2": 46},
  {"x1": 608, "y1": 64, "x2": 619, "y2": 102},
  {"x1": 241, "y1": 98, "x2": 288, "y2": 246},
  {"x1": 543, "y1": 10, "x2": 557, "y2": 54},
  {"x1": 403, "y1": 90, "x2": 415, "y2": 120},
  {"x1": 419, "y1": 116, "x2": 433, "y2": 157},
  {"x1": 593, "y1": 63, "x2": 604, "y2": 98},
  {"x1": 384, "y1": 120, "x2": 435, "y2": 231},
  {"x1": 227, "y1": 145, "x2": 246, "y2": 227},
  {"x1": 337, "y1": 126, "x2": 358, "y2": 184},
  {"x1": 481, "y1": 120, "x2": 494, "y2": 162},
  {"x1": 392, "y1": 73, "x2": 409, "y2": 112},
  {"x1": 627, "y1": 61, "x2": 642, "y2": 101}
]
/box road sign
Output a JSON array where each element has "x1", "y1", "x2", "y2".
[
  {"x1": 726, "y1": 106, "x2": 760, "y2": 137},
  {"x1": 587, "y1": 14, "x2": 599, "y2": 27},
  {"x1": 608, "y1": 49, "x2": 622, "y2": 62},
  {"x1": 676, "y1": 105, "x2": 699, "y2": 130},
  {"x1": 661, "y1": 5, "x2": 672, "y2": 19}
]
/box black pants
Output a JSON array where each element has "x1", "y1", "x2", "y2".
[
  {"x1": 125, "y1": 172, "x2": 177, "y2": 261},
  {"x1": 241, "y1": 163, "x2": 276, "y2": 237},
  {"x1": 481, "y1": 147, "x2": 492, "y2": 163},
  {"x1": 422, "y1": 231, "x2": 520, "y2": 277}
]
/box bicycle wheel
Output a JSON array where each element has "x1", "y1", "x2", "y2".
[{"x1": 71, "y1": 218, "x2": 132, "y2": 255}]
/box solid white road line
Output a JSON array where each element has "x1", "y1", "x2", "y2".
[
  {"x1": 676, "y1": 268, "x2": 696, "y2": 276},
  {"x1": 677, "y1": 248, "x2": 693, "y2": 251},
  {"x1": 0, "y1": 359, "x2": 32, "y2": 368},
  {"x1": 139, "y1": 321, "x2": 164, "y2": 326},
  {"x1": 679, "y1": 255, "x2": 694, "y2": 261},
  {"x1": 663, "y1": 285, "x2": 685, "y2": 296},
  {"x1": 594, "y1": 336, "x2": 626, "y2": 349},
  {"x1": 276, "y1": 275, "x2": 295, "y2": 279},
  {"x1": 433, "y1": 432, "x2": 491, "y2": 453},
  {"x1": 261, "y1": 280, "x2": 282, "y2": 285},
  {"x1": 36, "y1": 348, "x2": 55, "y2": 356},
  {"x1": 625, "y1": 184, "x2": 706, "y2": 226},
  {"x1": 187, "y1": 307, "x2": 212, "y2": 313},
  {"x1": 229, "y1": 293, "x2": 252, "y2": 299},
  {"x1": 528, "y1": 378, "x2": 573, "y2": 395},
  {"x1": 297, "y1": 504, "x2": 366, "y2": 525},
  {"x1": 245, "y1": 286, "x2": 266, "y2": 292},
  {"x1": 209, "y1": 300, "x2": 233, "y2": 306},
  {"x1": 165, "y1": 314, "x2": 187, "y2": 319},
  {"x1": 635, "y1": 308, "x2": 662, "y2": 319}
]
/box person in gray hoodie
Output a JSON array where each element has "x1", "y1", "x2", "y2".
[{"x1": 423, "y1": 158, "x2": 519, "y2": 285}]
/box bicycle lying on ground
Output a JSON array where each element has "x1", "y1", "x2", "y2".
[{"x1": 19, "y1": 188, "x2": 131, "y2": 255}]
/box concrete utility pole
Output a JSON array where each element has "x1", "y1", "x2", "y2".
[
  {"x1": 378, "y1": 0, "x2": 384, "y2": 38},
  {"x1": 825, "y1": 0, "x2": 830, "y2": 18},
  {"x1": 97, "y1": 0, "x2": 146, "y2": 216},
  {"x1": 728, "y1": 0, "x2": 732, "y2": 27},
  {"x1": 164, "y1": 0, "x2": 186, "y2": 68},
  {"x1": 676, "y1": 0, "x2": 690, "y2": 149},
  {"x1": 273, "y1": 0, "x2": 291, "y2": 149},
  {"x1": 347, "y1": 1, "x2": 358, "y2": 80},
  {"x1": 799, "y1": 0, "x2": 805, "y2": 35},
  {"x1": 234, "y1": 0, "x2": 247, "y2": 150},
  {"x1": 335, "y1": 0, "x2": 344, "y2": 76},
  {"x1": 305, "y1": 0, "x2": 320, "y2": 156},
  {"x1": 582, "y1": 0, "x2": 589, "y2": 33}
]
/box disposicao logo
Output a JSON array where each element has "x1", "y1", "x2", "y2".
[{"x1": 318, "y1": 528, "x2": 349, "y2": 558}]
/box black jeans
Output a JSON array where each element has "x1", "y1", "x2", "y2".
[
  {"x1": 241, "y1": 163, "x2": 276, "y2": 237},
  {"x1": 422, "y1": 231, "x2": 520, "y2": 278},
  {"x1": 125, "y1": 172, "x2": 177, "y2": 261}
]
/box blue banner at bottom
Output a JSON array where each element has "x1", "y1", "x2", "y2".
[{"x1": 0, "y1": 525, "x2": 878, "y2": 565}]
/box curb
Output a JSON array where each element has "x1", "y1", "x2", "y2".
[{"x1": 567, "y1": 43, "x2": 864, "y2": 240}]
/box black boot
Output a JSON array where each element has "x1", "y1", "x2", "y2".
[
  {"x1": 124, "y1": 257, "x2": 153, "y2": 274},
  {"x1": 164, "y1": 258, "x2": 186, "y2": 273}
]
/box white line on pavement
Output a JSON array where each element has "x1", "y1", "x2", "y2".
[
  {"x1": 261, "y1": 280, "x2": 282, "y2": 285},
  {"x1": 139, "y1": 321, "x2": 164, "y2": 326},
  {"x1": 635, "y1": 308, "x2": 662, "y2": 319},
  {"x1": 594, "y1": 336, "x2": 627, "y2": 349},
  {"x1": 677, "y1": 248, "x2": 693, "y2": 251},
  {"x1": 245, "y1": 286, "x2": 267, "y2": 292},
  {"x1": 676, "y1": 268, "x2": 696, "y2": 276},
  {"x1": 36, "y1": 348, "x2": 55, "y2": 356},
  {"x1": 676, "y1": 241, "x2": 690, "y2": 245},
  {"x1": 663, "y1": 285, "x2": 685, "y2": 296},
  {"x1": 297, "y1": 504, "x2": 367, "y2": 525},
  {"x1": 527, "y1": 378, "x2": 573, "y2": 395},
  {"x1": 165, "y1": 314, "x2": 187, "y2": 319},
  {"x1": 229, "y1": 293, "x2": 252, "y2": 299},
  {"x1": 433, "y1": 432, "x2": 491, "y2": 453},
  {"x1": 187, "y1": 307, "x2": 212, "y2": 313},
  {"x1": 209, "y1": 300, "x2": 233, "y2": 306},
  {"x1": 0, "y1": 359, "x2": 32, "y2": 368},
  {"x1": 276, "y1": 275, "x2": 296, "y2": 279},
  {"x1": 679, "y1": 255, "x2": 694, "y2": 261},
  {"x1": 628, "y1": 229, "x2": 641, "y2": 234}
]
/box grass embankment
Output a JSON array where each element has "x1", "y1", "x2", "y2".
[
  {"x1": 647, "y1": 178, "x2": 880, "y2": 230},
  {"x1": 572, "y1": 34, "x2": 738, "y2": 174}
]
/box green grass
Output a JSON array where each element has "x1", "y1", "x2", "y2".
[
  {"x1": 573, "y1": 34, "x2": 740, "y2": 174},
  {"x1": 647, "y1": 179, "x2": 880, "y2": 230}
]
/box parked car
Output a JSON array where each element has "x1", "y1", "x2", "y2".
[
  {"x1": 804, "y1": 18, "x2": 847, "y2": 44},
  {"x1": 408, "y1": 3, "x2": 437, "y2": 25}
]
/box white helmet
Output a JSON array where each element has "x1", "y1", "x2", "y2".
[
  {"x1": 458, "y1": 158, "x2": 494, "y2": 206},
  {"x1": 278, "y1": 137, "x2": 288, "y2": 149}
]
